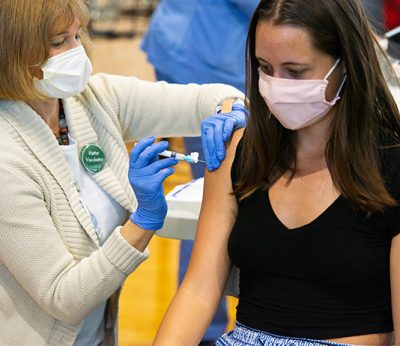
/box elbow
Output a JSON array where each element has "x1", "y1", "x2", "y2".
[
  {"x1": 55, "y1": 312, "x2": 86, "y2": 326},
  {"x1": 38, "y1": 293, "x2": 89, "y2": 325},
  {"x1": 44, "y1": 305, "x2": 87, "y2": 325}
]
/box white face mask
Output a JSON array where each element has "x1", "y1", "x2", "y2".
[{"x1": 35, "y1": 45, "x2": 92, "y2": 99}]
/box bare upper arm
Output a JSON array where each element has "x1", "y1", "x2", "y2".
[
  {"x1": 391, "y1": 233, "x2": 400, "y2": 339},
  {"x1": 183, "y1": 129, "x2": 244, "y2": 296}
]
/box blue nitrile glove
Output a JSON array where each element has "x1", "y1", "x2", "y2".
[
  {"x1": 201, "y1": 103, "x2": 248, "y2": 171},
  {"x1": 129, "y1": 136, "x2": 178, "y2": 230}
]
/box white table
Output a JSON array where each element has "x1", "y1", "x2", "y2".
[{"x1": 156, "y1": 178, "x2": 204, "y2": 240}]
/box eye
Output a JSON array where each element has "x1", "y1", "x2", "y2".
[
  {"x1": 75, "y1": 33, "x2": 81, "y2": 41},
  {"x1": 287, "y1": 69, "x2": 306, "y2": 79},
  {"x1": 50, "y1": 39, "x2": 66, "y2": 48},
  {"x1": 260, "y1": 65, "x2": 273, "y2": 76}
]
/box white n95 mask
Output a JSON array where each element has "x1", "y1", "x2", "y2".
[{"x1": 35, "y1": 45, "x2": 92, "y2": 99}]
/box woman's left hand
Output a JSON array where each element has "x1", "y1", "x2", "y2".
[{"x1": 201, "y1": 103, "x2": 248, "y2": 172}]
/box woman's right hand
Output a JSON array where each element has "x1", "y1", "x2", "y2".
[{"x1": 128, "y1": 136, "x2": 178, "y2": 231}]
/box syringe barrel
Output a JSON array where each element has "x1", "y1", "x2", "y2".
[
  {"x1": 159, "y1": 150, "x2": 200, "y2": 163},
  {"x1": 159, "y1": 150, "x2": 185, "y2": 161},
  {"x1": 159, "y1": 150, "x2": 172, "y2": 158}
]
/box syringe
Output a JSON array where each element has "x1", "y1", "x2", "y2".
[{"x1": 159, "y1": 150, "x2": 205, "y2": 164}]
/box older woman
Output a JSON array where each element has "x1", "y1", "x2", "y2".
[{"x1": 0, "y1": 0, "x2": 246, "y2": 345}]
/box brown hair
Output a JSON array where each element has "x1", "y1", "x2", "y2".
[
  {"x1": 236, "y1": 0, "x2": 400, "y2": 213},
  {"x1": 0, "y1": 0, "x2": 90, "y2": 101}
]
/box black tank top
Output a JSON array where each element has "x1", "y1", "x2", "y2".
[{"x1": 228, "y1": 141, "x2": 400, "y2": 339}]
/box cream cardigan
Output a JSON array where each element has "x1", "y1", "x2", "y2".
[{"x1": 0, "y1": 74, "x2": 243, "y2": 346}]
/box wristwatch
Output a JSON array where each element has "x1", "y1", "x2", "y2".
[{"x1": 216, "y1": 97, "x2": 245, "y2": 114}]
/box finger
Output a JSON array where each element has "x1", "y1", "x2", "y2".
[
  {"x1": 130, "y1": 136, "x2": 155, "y2": 165},
  {"x1": 153, "y1": 166, "x2": 175, "y2": 186},
  {"x1": 231, "y1": 105, "x2": 248, "y2": 128},
  {"x1": 207, "y1": 128, "x2": 222, "y2": 170},
  {"x1": 148, "y1": 141, "x2": 170, "y2": 165},
  {"x1": 147, "y1": 157, "x2": 178, "y2": 175},
  {"x1": 146, "y1": 167, "x2": 175, "y2": 191},
  {"x1": 208, "y1": 156, "x2": 221, "y2": 171},
  {"x1": 201, "y1": 129, "x2": 210, "y2": 169},
  {"x1": 222, "y1": 117, "x2": 236, "y2": 142},
  {"x1": 201, "y1": 125, "x2": 215, "y2": 171},
  {"x1": 135, "y1": 141, "x2": 169, "y2": 169},
  {"x1": 213, "y1": 120, "x2": 226, "y2": 161}
]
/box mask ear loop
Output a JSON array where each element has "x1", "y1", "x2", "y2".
[
  {"x1": 324, "y1": 58, "x2": 341, "y2": 80},
  {"x1": 335, "y1": 74, "x2": 347, "y2": 97},
  {"x1": 326, "y1": 58, "x2": 347, "y2": 99}
]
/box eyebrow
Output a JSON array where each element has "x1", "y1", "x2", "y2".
[
  {"x1": 53, "y1": 26, "x2": 82, "y2": 37},
  {"x1": 282, "y1": 62, "x2": 310, "y2": 66},
  {"x1": 257, "y1": 57, "x2": 309, "y2": 66},
  {"x1": 53, "y1": 31, "x2": 68, "y2": 36}
]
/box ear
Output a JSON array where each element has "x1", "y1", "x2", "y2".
[
  {"x1": 377, "y1": 37, "x2": 389, "y2": 52},
  {"x1": 29, "y1": 66, "x2": 44, "y2": 80}
]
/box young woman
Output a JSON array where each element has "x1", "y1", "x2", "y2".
[
  {"x1": 0, "y1": 1, "x2": 246, "y2": 345},
  {"x1": 154, "y1": 0, "x2": 400, "y2": 345}
]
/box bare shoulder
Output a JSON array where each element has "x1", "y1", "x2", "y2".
[
  {"x1": 206, "y1": 128, "x2": 244, "y2": 182},
  {"x1": 391, "y1": 233, "x2": 400, "y2": 336},
  {"x1": 226, "y1": 128, "x2": 244, "y2": 161},
  {"x1": 391, "y1": 233, "x2": 400, "y2": 269},
  {"x1": 200, "y1": 128, "x2": 244, "y2": 219}
]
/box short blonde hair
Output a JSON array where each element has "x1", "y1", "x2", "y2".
[{"x1": 0, "y1": 0, "x2": 90, "y2": 101}]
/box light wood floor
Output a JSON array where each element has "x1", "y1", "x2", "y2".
[{"x1": 91, "y1": 30, "x2": 237, "y2": 346}]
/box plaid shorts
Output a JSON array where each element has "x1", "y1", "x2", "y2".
[{"x1": 214, "y1": 322, "x2": 351, "y2": 346}]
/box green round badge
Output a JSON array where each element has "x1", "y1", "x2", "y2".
[{"x1": 80, "y1": 144, "x2": 106, "y2": 173}]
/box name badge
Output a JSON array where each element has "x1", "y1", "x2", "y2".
[{"x1": 80, "y1": 144, "x2": 106, "y2": 173}]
